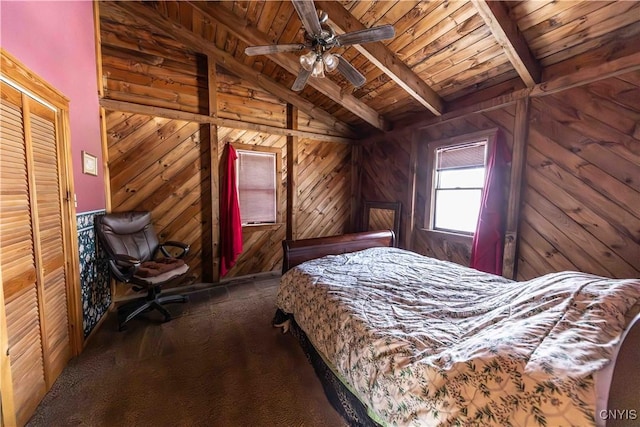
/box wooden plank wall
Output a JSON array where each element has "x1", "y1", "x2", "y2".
[
  {"x1": 217, "y1": 69, "x2": 286, "y2": 128},
  {"x1": 359, "y1": 133, "x2": 412, "y2": 248},
  {"x1": 215, "y1": 127, "x2": 352, "y2": 276},
  {"x1": 100, "y1": 5, "x2": 352, "y2": 283},
  {"x1": 360, "y1": 106, "x2": 516, "y2": 260},
  {"x1": 217, "y1": 127, "x2": 287, "y2": 277},
  {"x1": 101, "y1": 6, "x2": 208, "y2": 114},
  {"x1": 214, "y1": 71, "x2": 352, "y2": 277},
  {"x1": 519, "y1": 71, "x2": 640, "y2": 280},
  {"x1": 360, "y1": 73, "x2": 640, "y2": 280},
  {"x1": 105, "y1": 111, "x2": 213, "y2": 287},
  {"x1": 101, "y1": 1, "x2": 213, "y2": 290},
  {"x1": 415, "y1": 107, "x2": 516, "y2": 267},
  {"x1": 296, "y1": 138, "x2": 352, "y2": 240}
]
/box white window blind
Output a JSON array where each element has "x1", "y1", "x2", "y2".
[
  {"x1": 236, "y1": 150, "x2": 277, "y2": 225},
  {"x1": 437, "y1": 143, "x2": 485, "y2": 171}
]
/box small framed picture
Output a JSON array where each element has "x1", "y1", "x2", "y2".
[{"x1": 82, "y1": 151, "x2": 98, "y2": 176}]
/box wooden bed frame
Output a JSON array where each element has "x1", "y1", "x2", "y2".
[
  {"x1": 281, "y1": 229, "x2": 395, "y2": 274},
  {"x1": 279, "y1": 230, "x2": 639, "y2": 427}
]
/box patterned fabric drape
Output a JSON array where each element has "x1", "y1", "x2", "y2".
[
  {"x1": 469, "y1": 131, "x2": 511, "y2": 275},
  {"x1": 220, "y1": 144, "x2": 243, "y2": 276}
]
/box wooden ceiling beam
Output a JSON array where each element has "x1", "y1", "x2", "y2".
[
  {"x1": 316, "y1": 1, "x2": 444, "y2": 117},
  {"x1": 370, "y1": 50, "x2": 640, "y2": 141},
  {"x1": 530, "y1": 50, "x2": 640, "y2": 97},
  {"x1": 111, "y1": 1, "x2": 356, "y2": 137},
  {"x1": 188, "y1": 1, "x2": 389, "y2": 131},
  {"x1": 471, "y1": 0, "x2": 541, "y2": 87},
  {"x1": 100, "y1": 98, "x2": 355, "y2": 144}
]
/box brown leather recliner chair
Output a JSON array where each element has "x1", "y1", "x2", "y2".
[{"x1": 95, "y1": 211, "x2": 190, "y2": 330}]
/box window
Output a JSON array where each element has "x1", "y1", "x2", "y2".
[
  {"x1": 428, "y1": 132, "x2": 494, "y2": 235},
  {"x1": 236, "y1": 148, "x2": 278, "y2": 225}
]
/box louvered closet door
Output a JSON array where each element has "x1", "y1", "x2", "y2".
[
  {"x1": 29, "y1": 98, "x2": 72, "y2": 384},
  {"x1": 0, "y1": 81, "x2": 72, "y2": 426},
  {"x1": 0, "y1": 82, "x2": 46, "y2": 426}
]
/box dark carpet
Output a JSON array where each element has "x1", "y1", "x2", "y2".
[{"x1": 27, "y1": 278, "x2": 347, "y2": 427}]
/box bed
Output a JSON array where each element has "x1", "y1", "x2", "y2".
[{"x1": 274, "y1": 230, "x2": 640, "y2": 427}]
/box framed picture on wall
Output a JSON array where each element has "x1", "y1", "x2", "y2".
[{"x1": 82, "y1": 151, "x2": 98, "y2": 176}]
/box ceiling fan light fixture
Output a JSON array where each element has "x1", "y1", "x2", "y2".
[
  {"x1": 322, "y1": 52, "x2": 338, "y2": 72},
  {"x1": 300, "y1": 51, "x2": 316, "y2": 72},
  {"x1": 247, "y1": 0, "x2": 396, "y2": 90},
  {"x1": 311, "y1": 58, "x2": 325, "y2": 78}
]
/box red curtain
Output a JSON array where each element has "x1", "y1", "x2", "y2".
[
  {"x1": 470, "y1": 131, "x2": 511, "y2": 275},
  {"x1": 220, "y1": 144, "x2": 243, "y2": 277}
]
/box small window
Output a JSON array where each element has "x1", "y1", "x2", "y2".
[
  {"x1": 431, "y1": 141, "x2": 487, "y2": 234},
  {"x1": 236, "y1": 149, "x2": 277, "y2": 225}
]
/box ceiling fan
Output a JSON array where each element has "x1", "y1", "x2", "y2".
[{"x1": 244, "y1": 0, "x2": 395, "y2": 91}]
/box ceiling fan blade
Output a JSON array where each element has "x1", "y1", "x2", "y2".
[
  {"x1": 291, "y1": 0, "x2": 322, "y2": 36},
  {"x1": 335, "y1": 24, "x2": 395, "y2": 46},
  {"x1": 336, "y1": 56, "x2": 366, "y2": 88},
  {"x1": 244, "y1": 44, "x2": 306, "y2": 56},
  {"x1": 291, "y1": 68, "x2": 312, "y2": 92}
]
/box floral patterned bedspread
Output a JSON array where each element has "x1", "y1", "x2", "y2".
[{"x1": 276, "y1": 247, "x2": 640, "y2": 427}]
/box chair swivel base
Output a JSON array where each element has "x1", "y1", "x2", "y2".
[{"x1": 117, "y1": 293, "x2": 188, "y2": 331}]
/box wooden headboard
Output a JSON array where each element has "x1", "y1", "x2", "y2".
[{"x1": 281, "y1": 230, "x2": 396, "y2": 274}]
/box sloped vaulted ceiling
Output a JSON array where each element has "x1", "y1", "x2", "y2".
[{"x1": 100, "y1": 0, "x2": 640, "y2": 138}]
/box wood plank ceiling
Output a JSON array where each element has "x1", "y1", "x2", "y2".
[{"x1": 100, "y1": 0, "x2": 640, "y2": 138}]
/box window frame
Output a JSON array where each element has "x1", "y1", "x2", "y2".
[
  {"x1": 424, "y1": 129, "x2": 498, "y2": 236},
  {"x1": 232, "y1": 142, "x2": 282, "y2": 229}
]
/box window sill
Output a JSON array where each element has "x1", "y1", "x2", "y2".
[
  {"x1": 418, "y1": 228, "x2": 473, "y2": 244},
  {"x1": 242, "y1": 223, "x2": 284, "y2": 232}
]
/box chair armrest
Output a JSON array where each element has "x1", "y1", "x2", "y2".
[
  {"x1": 109, "y1": 254, "x2": 141, "y2": 282},
  {"x1": 114, "y1": 253, "x2": 141, "y2": 268},
  {"x1": 159, "y1": 241, "x2": 190, "y2": 259}
]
